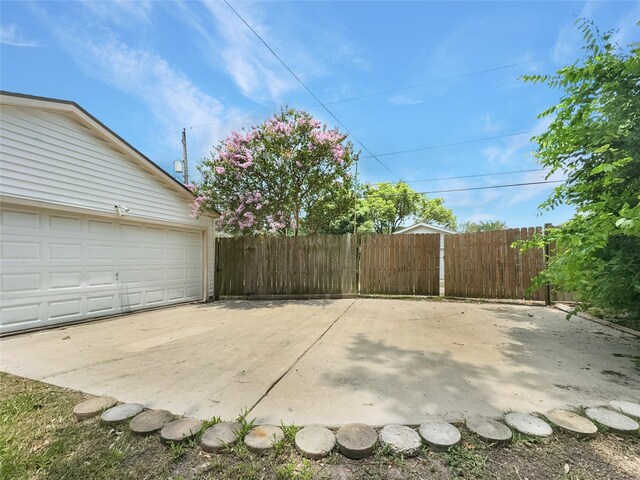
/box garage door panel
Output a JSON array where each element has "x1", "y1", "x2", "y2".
[
  {"x1": 88, "y1": 270, "x2": 115, "y2": 287},
  {"x1": 1, "y1": 241, "x2": 41, "y2": 260},
  {"x1": 167, "y1": 230, "x2": 184, "y2": 243},
  {"x1": 167, "y1": 248, "x2": 185, "y2": 261},
  {"x1": 88, "y1": 244, "x2": 116, "y2": 261},
  {"x1": 145, "y1": 289, "x2": 166, "y2": 304},
  {"x1": 145, "y1": 269, "x2": 165, "y2": 282},
  {"x1": 49, "y1": 271, "x2": 82, "y2": 289},
  {"x1": 0, "y1": 302, "x2": 41, "y2": 326},
  {"x1": 49, "y1": 243, "x2": 83, "y2": 261},
  {"x1": 1, "y1": 272, "x2": 41, "y2": 293},
  {"x1": 87, "y1": 294, "x2": 116, "y2": 314},
  {"x1": 1, "y1": 205, "x2": 205, "y2": 334},
  {"x1": 120, "y1": 291, "x2": 143, "y2": 308},
  {"x1": 1, "y1": 209, "x2": 41, "y2": 231},
  {"x1": 49, "y1": 215, "x2": 82, "y2": 233},
  {"x1": 187, "y1": 285, "x2": 202, "y2": 298},
  {"x1": 88, "y1": 219, "x2": 115, "y2": 236},
  {"x1": 48, "y1": 298, "x2": 83, "y2": 319}
]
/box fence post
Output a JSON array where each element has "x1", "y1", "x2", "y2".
[
  {"x1": 214, "y1": 237, "x2": 221, "y2": 301},
  {"x1": 544, "y1": 223, "x2": 552, "y2": 306}
]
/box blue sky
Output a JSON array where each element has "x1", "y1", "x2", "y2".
[{"x1": 2, "y1": 1, "x2": 639, "y2": 228}]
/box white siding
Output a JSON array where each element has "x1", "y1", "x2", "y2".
[{"x1": 0, "y1": 106, "x2": 200, "y2": 226}]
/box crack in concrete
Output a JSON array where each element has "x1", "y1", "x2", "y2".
[{"x1": 246, "y1": 298, "x2": 359, "y2": 416}]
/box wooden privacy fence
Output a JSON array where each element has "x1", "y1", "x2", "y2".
[
  {"x1": 444, "y1": 227, "x2": 546, "y2": 300},
  {"x1": 360, "y1": 234, "x2": 440, "y2": 295},
  {"x1": 215, "y1": 235, "x2": 357, "y2": 296}
]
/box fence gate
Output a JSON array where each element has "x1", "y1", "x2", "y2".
[
  {"x1": 444, "y1": 228, "x2": 546, "y2": 300},
  {"x1": 360, "y1": 234, "x2": 440, "y2": 295},
  {"x1": 215, "y1": 234, "x2": 357, "y2": 297}
]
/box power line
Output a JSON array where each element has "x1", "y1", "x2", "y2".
[
  {"x1": 224, "y1": 0, "x2": 400, "y2": 179},
  {"x1": 361, "y1": 180, "x2": 563, "y2": 197},
  {"x1": 405, "y1": 168, "x2": 549, "y2": 184},
  {"x1": 312, "y1": 53, "x2": 572, "y2": 108},
  {"x1": 362, "y1": 130, "x2": 534, "y2": 159}
]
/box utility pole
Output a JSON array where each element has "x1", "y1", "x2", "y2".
[{"x1": 181, "y1": 128, "x2": 189, "y2": 184}]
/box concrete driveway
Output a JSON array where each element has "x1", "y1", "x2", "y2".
[{"x1": 1, "y1": 299, "x2": 638, "y2": 426}]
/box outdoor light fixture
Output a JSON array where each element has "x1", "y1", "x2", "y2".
[
  {"x1": 174, "y1": 160, "x2": 184, "y2": 173},
  {"x1": 114, "y1": 204, "x2": 130, "y2": 216}
]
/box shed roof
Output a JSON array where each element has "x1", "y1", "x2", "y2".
[{"x1": 394, "y1": 222, "x2": 456, "y2": 235}]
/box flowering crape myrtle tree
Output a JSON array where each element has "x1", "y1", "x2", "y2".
[{"x1": 193, "y1": 108, "x2": 357, "y2": 236}]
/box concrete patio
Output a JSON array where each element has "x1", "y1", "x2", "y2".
[{"x1": 1, "y1": 298, "x2": 638, "y2": 426}]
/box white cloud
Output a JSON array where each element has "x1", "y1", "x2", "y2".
[
  {"x1": 192, "y1": 1, "x2": 300, "y2": 104},
  {"x1": 43, "y1": 15, "x2": 251, "y2": 170},
  {"x1": 482, "y1": 118, "x2": 551, "y2": 166},
  {"x1": 0, "y1": 23, "x2": 38, "y2": 47},
  {"x1": 387, "y1": 94, "x2": 423, "y2": 106},
  {"x1": 80, "y1": 0, "x2": 153, "y2": 25},
  {"x1": 552, "y1": 1, "x2": 600, "y2": 63},
  {"x1": 503, "y1": 168, "x2": 566, "y2": 207}
]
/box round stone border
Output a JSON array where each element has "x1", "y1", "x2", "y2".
[
  {"x1": 74, "y1": 396, "x2": 640, "y2": 462},
  {"x1": 378, "y1": 424, "x2": 422, "y2": 457},
  {"x1": 100, "y1": 403, "x2": 144, "y2": 425},
  {"x1": 73, "y1": 396, "x2": 118, "y2": 420},
  {"x1": 336, "y1": 423, "x2": 378, "y2": 459},
  {"x1": 244, "y1": 425, "x2": 284, "y2": 453},
  {"x1": 418, "y1": 421, "x2": 462, "y2": 451},
  {"x1": 504, "y1": 412, "x2": 553, "y2": 438},
  {"x1": 295, "y1": 426, "x2": 336, "y2": 460},
  {"x1": 585, "y1": 407, "x2": 639, "y2": 435}
]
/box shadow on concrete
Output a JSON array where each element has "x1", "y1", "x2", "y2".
[
  {"x1": 200, "y1": 299, "x2": 336, "y2": 311},
  {"x1": 319, "y1": 304, "x2": 640, "y2": 422}
]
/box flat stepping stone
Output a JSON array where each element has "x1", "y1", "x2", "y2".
[
  {"x1": 73, "y1": 396, "x2": 118, "y2": 420},
  {"x1": 586, "y1": 407, "x2": 639, "y2": 435},
  {"x1": 201, "y1": 422, "x2": 241, "y2": 453},
  {"x1": 100, "y1": 403, "x2": 144, "y2": 425},
  {"x1": 609, "y1": 400, "x2": 640, "y2": 420},
  {"x1": 545, "y1": 409, "x2": 597, "y2": 438},
  {"x1": 295, "y1": 426, "x2": 336, "y2": 460},
  {"x1": 336, "y1": 423, "x2": 377, "y2": 459},
  {"x1": 505, "y1": 413, "x2": 553, "y2": 437},
  {"x1": 418, "y1": 421, "x2": 461, "y2": 451},
  {"x1": 244, "y1": 425, "x2": 284, "y2": 453},
  {"x1": 466, "y1": 417, "x2": 512, "y2": 443},
  {"x1": 129, "y1": 409, "x2": 174, "y2": 435},
  {"x1": 160, "y1": 418, "x2": 204, "y2": 443},
  {"x1": 378, "y1": 424, "x2": 421, "y2": 457}
]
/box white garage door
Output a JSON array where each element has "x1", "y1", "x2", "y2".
[{"x1": 1, "y1": 205, "x2": 204, "y2": 334}]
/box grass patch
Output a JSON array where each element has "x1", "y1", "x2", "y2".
[{"x1": 444, "y1": 444, "x2": 487, "y2": 479}]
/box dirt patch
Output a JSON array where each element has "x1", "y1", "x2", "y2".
[{"x1": 2, "y1": 372, "x2": 638, "y2": 480}]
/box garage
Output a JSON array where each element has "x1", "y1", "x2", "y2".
[{"x1": 0, "y1": 92, "x2": 217, "y2": 334}]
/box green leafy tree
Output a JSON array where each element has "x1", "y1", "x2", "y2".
[
  {"x1": 460, "y1": 220, "x2": 508, "y2": 233},
  {"x1": 521, "y1": 20, "x2": 640, "y2": 318},
  {"x1": 359, "y1": 182, "x2": 456, "y2": 234},
  {"x1": 193, "y1": 108, "x2": 357, "y2": 236}
]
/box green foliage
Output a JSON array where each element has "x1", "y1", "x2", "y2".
[
  {"x1": 235, "y1": 407, "x2": 256, "y2": 441},
  {"x1": 362, "y1": 182, "x2": 457, "y2": 233},
  {"x1": 460, "y1": 220, "x2": 507, "y2": 233},
  {"x1": 322, "y1": 181, "x2": 457, "y2": 234},
  {"x1": 521, "y1": 19, "x2": 640, "y2": 318},
  {"x1": 196, "y1": 107, "x2": 357, "y2": 236},
  {"x1": 444, "y1": 445, "x2": 487, "y2": 478},
  {"x1": 274, "y1": 459, "x2": 315, "y2": 480}
]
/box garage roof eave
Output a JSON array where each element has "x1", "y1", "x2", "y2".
[{"x1": 0, "y1": 90, "x2": 221, "y2": 218}]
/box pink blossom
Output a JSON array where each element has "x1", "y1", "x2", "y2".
[{"x1": 215, "y1": 166, "x2": 226, "y2": 175}]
